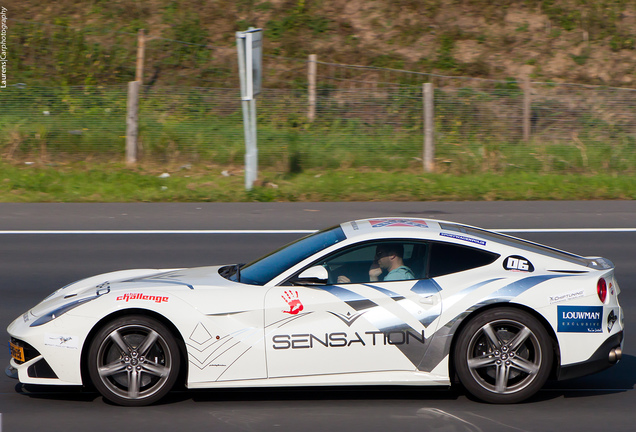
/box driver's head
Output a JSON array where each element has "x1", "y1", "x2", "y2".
[{"x1": 375, "y1": 244, "x2": 404, "y2": 269}]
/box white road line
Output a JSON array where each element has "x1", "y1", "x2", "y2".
[
  {"x1": 0, "y1": 230, "x2": 318, "y2": 234},
  {"x1": 497, "y1": 228, "x2": 636, "y2": 233},
  {"x1": 0, "y1": 228, "x2": 634, "y2": 234}
]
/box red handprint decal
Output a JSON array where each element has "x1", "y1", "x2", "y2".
[{"x1": 282, "y1": 290, "x2": 304, "y2": 315}]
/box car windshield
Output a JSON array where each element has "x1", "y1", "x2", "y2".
[{"x1": 232, "y1": 225, "x2": 346, "y2": 285}]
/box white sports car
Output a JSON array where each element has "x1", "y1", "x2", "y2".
[{"x1": 7, "y1": 218, "x2": 624, "y2": 406}]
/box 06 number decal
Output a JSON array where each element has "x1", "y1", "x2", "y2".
[{"x1": 503, "y1": 255, "x2": 534, "y2": 272}]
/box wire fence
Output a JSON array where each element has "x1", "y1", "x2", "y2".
[{"x1": 3, "y1": 19, "x2": 636, "y2": 174}]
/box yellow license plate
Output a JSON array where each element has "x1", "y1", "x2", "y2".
[{"x1": 10, "y1": 341, "x2": 25, "y2": 362}]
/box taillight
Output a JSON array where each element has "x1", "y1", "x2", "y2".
[{"x1": 597, "y1": 278, "x2": 607, "y2": 303}]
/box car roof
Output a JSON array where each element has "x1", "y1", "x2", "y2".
[
  {"x1": 340, "y1": 217, "x2": 448, "y2": 240},
  {"x1": 339, "y1": 217, "x2": 595, "y2": 268}
]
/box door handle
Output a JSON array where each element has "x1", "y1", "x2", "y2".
[{"x1": 419, "y1": 295, "x2": 435, "y2": 305}]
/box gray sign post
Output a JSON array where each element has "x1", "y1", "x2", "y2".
[{"x1": 236, "y1": 28, "x2": 263, "y2": 190}]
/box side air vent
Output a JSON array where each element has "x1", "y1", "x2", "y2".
[{"x1": 27, "y1": 359, "x2": 58, "y2": 379}]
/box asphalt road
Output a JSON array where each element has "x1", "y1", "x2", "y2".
[{"x1": 1, "y1": 202, "x2": 635, "y2": 432}]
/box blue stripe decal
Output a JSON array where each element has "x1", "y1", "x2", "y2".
[
  {"x1": 410, "y1": 279, "x2": 442, "y2": 295},
  {"x1": 362, "y1": 284, "x2": 404, "y2": 300},
  {"x1": 124, "y1": 279, "x2": 195, "y2": 290},
  {"x1": 314, "y1": 285, "x2": 377, "y2": 311},
  {"x1": 317, "y1": 285, "x2": 368, "y2": 302},
  {"x1": 457, "y1": 278, "x2": 504, "y2": 296},
  {"x1": 489, "y1": 275, "x2": 568, "y2": 300},
  {"x1": 440, "y1": 278, "x2": 505, "y2": 309}
]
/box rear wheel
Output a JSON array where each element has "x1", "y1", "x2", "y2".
[
  {"x1": 88, "y1": 315, "x2": 180, "y2": 406},
  {"x1": 454, "y1": 308, "x2": 552, "y2": 403}
]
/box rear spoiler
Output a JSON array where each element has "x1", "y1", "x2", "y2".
[{"x1": 585, "y1": 257, "x2": 614, "y2": 270}]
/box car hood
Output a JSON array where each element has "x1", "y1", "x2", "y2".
[
  {"x1": 111, "y1": 266, "x2": 239, "y2": 291},
  {"x1": 29, "y1": 265, "x2": 244, "y2": 317},
  {"x1": 30, "y1": 268, "x2": 182, "y2": 317}
]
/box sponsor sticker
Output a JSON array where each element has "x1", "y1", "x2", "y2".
[
  {"x1": 607, "y1": 309, "x2": 618, "y2": 332},
  {"x1": 557, "y1": 306, "x2": 603, "y2": 333},
  {"x1": 439, "y1": 232, "x2": 486, "y2": 246},
  {"x1": 272, "y1": 330, "x2": 426, "y2": 350},
  {"x1": 45, "y1": 333, "x2": 79, "y2": 349},
  {"x1": 282, "y1": 290, "x2": 304, "y2": 315},
  {"x1": 549, "y1": 289, "x2": 585, "y2": 304},
  {"x1": 328, "y1": 311, "x2": 367, "y2": 327},
  {"x1": 369, "y1": 219, "x2": 429, "y2": 229}
]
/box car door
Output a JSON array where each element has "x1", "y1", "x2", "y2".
[
  {"x1": 264, "y1": 240, "x2": 442, "y2": 379},
  {"x1": 182, "y1": 283, "x2": 268, "y2": 384}
]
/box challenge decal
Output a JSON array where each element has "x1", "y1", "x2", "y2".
[
  {"x1": 369, "y1": 219, "x2": 429, "y2": 229},
  {"x1": 549, "y1": 289, "x2": 584, "y2": 304},
  {"x1": 116, "y1": 293, "x2": 169, "y2": 303},
  {"x1": 45, "y1": 333, "x2": 79, "y2": 349},
  {"x1": 557, "y1": 306, "x2": 603, "y2": 333},
  {"x1": 272, "y1": 330, "x2": 426, "y2": 350},
  {"x1": 439, "y1": 232, "x2": 486, "y2": 246},
  {"x1": 503, "y1": 255, "x2": 534, "y2": 272},
  {"x1": 282, "y1": 290, "x2": 304, "y2": 315}
]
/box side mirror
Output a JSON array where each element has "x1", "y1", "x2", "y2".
[{"x1": 292, "y1": 266, "x2": 328, "y2": 285}]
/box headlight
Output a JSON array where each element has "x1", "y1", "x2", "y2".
[{"x1": 30, "y1": 297, "x2": 95, "y2": 327}]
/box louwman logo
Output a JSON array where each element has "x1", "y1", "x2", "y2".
[{"x1": 557, "y1": 306, "x2": 603, "y2": 333}]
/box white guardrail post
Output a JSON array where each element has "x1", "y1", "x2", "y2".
[
  {"x1": 423, "y1": 82, "x2": 435, "y2": 173},
  {"x1": 236, "y1": 28, "x2": 263, "y2": 190}
]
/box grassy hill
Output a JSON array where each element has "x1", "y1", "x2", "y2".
[{"x1": 10, "y1": 0, "x2": 636, "y2": 88}]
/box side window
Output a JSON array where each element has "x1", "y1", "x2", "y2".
[
  {"x1": 428, "y1": 242, "x2": 499, "y2": 278},
  {"x1": 319, "y1": 241, "x2": 427, "y2": 284}
]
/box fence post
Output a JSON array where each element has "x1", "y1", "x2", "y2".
[
  {"x1": 523, "y1": 77, "x2": 531, "y2": 142},
  {"x1": 126, "y1": 81, "x2": 140, "y2": 165},
  {"x1": 423, "y1": 82, "x2": 435, "y2": 173},
  {"x1": 308, "y1": 54, "x2": 317, "y2": 122},
  {"x1": 136, "y1": 29, "x2": 146, "y2": 83}
]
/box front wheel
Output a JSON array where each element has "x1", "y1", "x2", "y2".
[
  {"x1": 454, "y1": 308, "x2": 553, "y2": 403},
  {"x1": 87, "y1": 315, "x2": 180, "y2": 406}
]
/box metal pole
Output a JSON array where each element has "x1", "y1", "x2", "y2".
[
  {"x1": 308, "y1": 54, "x2": 317, "y2": 122},
  {"x1": 237, "y1": 32, "x2": 255, "y2": 190},
  {"x1": 135, "y1": 29, "x2": 145, "y2": 83},
  {"x1": 423, "y1": 82, "x2": 435, "y2": 173},
  {"x1": 523, "y1": 77, "x2": 531, "y2": 142},
  {"x1": 126, "y1": 80, "x2": 140, "y2": 165},
  {"x1": 248, "y1": 98, "x2": 258, "y2": 186}
]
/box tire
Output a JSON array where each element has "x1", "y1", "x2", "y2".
[
  {"x1": 87, "y1": 315, "x2": 181, "y2": 406},
  {"x1": 454, "y1": 307, "x2": 553, "y2": 404}
]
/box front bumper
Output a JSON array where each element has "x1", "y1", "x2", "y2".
[{"x1": 557, "y1": 331, "x2": 623, "y2": 381}]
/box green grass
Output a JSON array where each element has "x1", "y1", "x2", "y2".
[{"x1": 0, "y1": 161, "x2": 634, "y2": 202}]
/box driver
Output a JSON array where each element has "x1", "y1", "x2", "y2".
[{"x1": 337, "y1": 243, "x2": 414, "y2": 283}]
